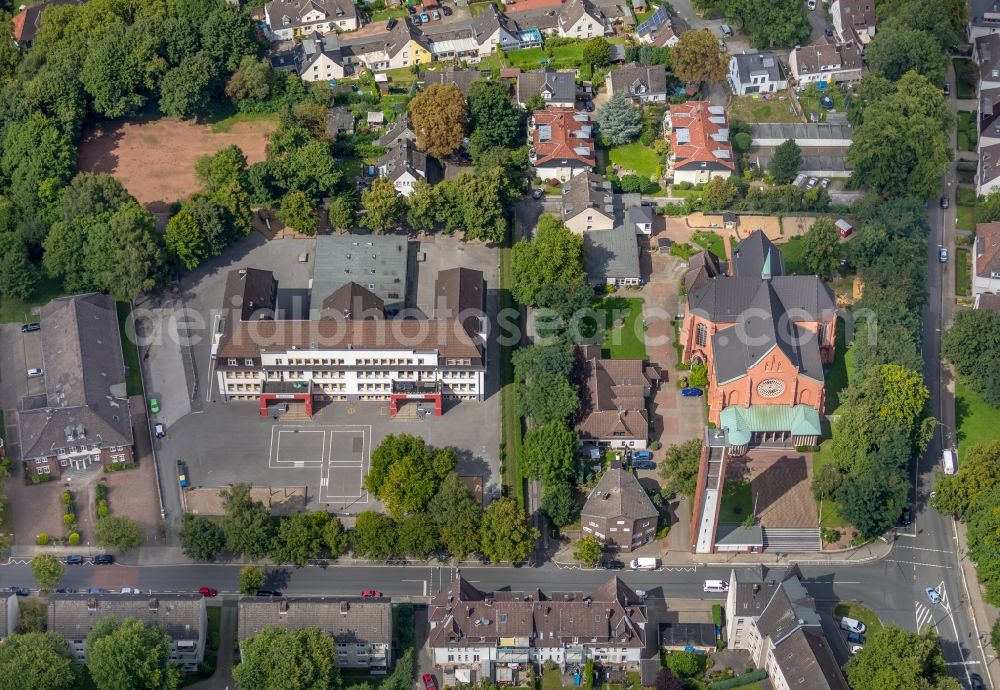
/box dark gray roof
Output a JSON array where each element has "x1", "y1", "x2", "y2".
[
  {"x1": 755, "y1": 576, "x2": 821, "y2": 645},
  {"x1": 584, "y1": 226, "x2": 641, "y2": 282},
  {"x1": 731, "y1": 230, "x2": 783, "y2": 277},
  {"x1": 327, "y1": 107, "x2": 355, "y2": 136},
  {"x1": 973, "y1": 0, "x2": 1000, "y2": 31},
  {"x1": 658, "y1": 622, "x2": 718, "y2": 648},
  {"x1": 981, "y1": 141, "x2": 1000, "y2": 185},
  {"x1": 608, "y1": 63, "x2": 668, "y2": 98},
  {"x1": 582, "y1": 466, "x2": 658, "y2": 521},
  {"x1": 311, "y1": 235, "x2": 408, "y2": 316},
  {"x1": 730, "y1": 565, "x2": 801, "y2": 619},
  {"x1": 749, "y1": 123, "x2": 853, "y2": 145},
  {"x1": 48, "y1": 594, "x2": 204, "y2": 642},
  {"x1": 558, "y1": 0, "x2": 603, "y2": 32},
  {"x1": 423, "y1": 68, "x2": 484, "y2": 97},
  {"x1": 715, "y1": 523, "x2": 763, "y2": 546},
  {"x1": 684, "y1": 250, "x2": 723, "y2": 293},
  {"x1": 435, "y1": 267, "x2": 484, "y2": 330},
  {"x1": 238, "y1": 597, "x2": 392, "y2": 644},
  {"x1": 225, "y1": 268, "x2": 277, "y2": 322},
  {"x1": 19, "y1": 294, "x2": 133, "y2": 460},
  {"x1": 688, "y1": 274, "x2": 835, "y2": 323},
  {"x1": 773, "y1": 628, "x2": 850, "y2": 690},
  {"x1": 321, "y1": 282, "x2": 385, "y2": 320},
  {"x1": 377, "y1": 113, "x2": 416, "y2": 148},
  {"x1": 470, "y1": 3, "x2": 519, "y2": 43},
  {"x1": 627, "y1": 206, "x2": 653, "y2": 226},
  {"x1": 516, "y1": 69, "x2": 576, "y2": 104},
  {"x1": 562, "y1": 171, "x2": 614, "y2": 223},
  {"x1": 378, "y1": 140, "x2": 442, "y2": 185},
  {"x1": 266, "y1": 0, "x2": 359, "y2": 30},
  {"x1": 731, "y1": 52, "x2": 783, "y2": 85}
]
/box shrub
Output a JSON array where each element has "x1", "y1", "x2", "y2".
[
  {"x1": 63, "y1": 514, "x2": 76, "y2": 529},
  {"x1": 95, "y1": 484, "x2": 108, "y2": 501},
  {"x1": 548, "y1": 178, "x2": 560, "y2": 187},
  {"x1": 68, "y1": 532, "x2": 80, "y2": 545},
  {"x1": 821, "y1": 527, "x2": 840, "y2": 544},
  {"x1": 36, "y1": 533, "x2": 49, "y2": 545},
  {"x1": 711, "y1": 603, "x2": 723, "y2": 627},
  {"x1": 708, "y1": 669, "x2": 768, "y2": 690},
  {"x1": 62, "y1": 490, "x2": 72, "y2": 505},
  {"x1": 651, "y1": 441, "x2": 662, "y2": 450},
  {"x1": 97, "y1": 503, "x2": 110, "y2": 519}
]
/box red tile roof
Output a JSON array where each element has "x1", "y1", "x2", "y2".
[
  {"x1": 10, "y1": 10, "x2": 27, "y2": 41},
  {"x1": 531, "y1": 107, "x2": 595, "y2": 170},
  {"x1": 668, "y1": 100, "x2": 735, "y2": 172},
  {"x1": 976, "y1": 222, "x2": 1000, "y2": 278}
]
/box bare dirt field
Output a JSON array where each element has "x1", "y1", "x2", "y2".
[{"x1": 77, "y1": 117, "x2": 275, "y2": 213}]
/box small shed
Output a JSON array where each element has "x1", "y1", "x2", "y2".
[
  {"x1": 659, "y1": 622, "x2": 718, "y2": 653},
  {"x1": 657, "y1": 237, "x2": 673, "y2": 253},
  {"x1": 367, "y1": 111, "x2": 385, "y2": 126},
  {"x1": 835, "y1": 218, "x2": 853, "y2": 238},
  {"x1": 721, "y1": 212, "x2": 738, "y2": 230}
]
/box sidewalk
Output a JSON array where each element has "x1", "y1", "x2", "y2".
[{"x1": 955, "y1": 520, "x2": 999, "y2": 689}]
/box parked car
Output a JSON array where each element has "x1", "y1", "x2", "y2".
[
  {"x1": 820, "y1": 177, "x2": 831, "y2": 189},
  {"x1": 432, "y1": 9, "x2": 440, "y2": 19},
  {"x1": 26, "y1": 368, "x2": 44, "y2": 378},
  {"x1": 940, "y1": 196, "x2": 949, "y2": 209},
  {"x1": 9, "y1": 586, "x2": 29, "y2": 596},
  {"x1": 419, "y1": 12, "x2": 430, "y2": 22},
  {"x1": 154, "y1": 422, "x2": 166, "y2": 438},
  {"x1": 681, "y1": 387, "x2": 703, "y2": 397},
  {"x1": 943, "y1": 82, "x2": 951, "y2": 96},
  {"x1": 900, "y1": 507, "x2": 911, "y2": 526},
  {"x1": 412, "y1": 14, "x2": 421, "y2": 24},
  {"x1": 825, "y1": 28, "x2": 834, "y2": 38},
  {"x1": 255, "y1": 589, "x2": 281, "y2": 597},
  {"x1": 149, "y1": 397, "x2": 160, "y2": 414},
  {"x1": 407, "y1": 4, "x2": 416, "y2": 13},
  {"x1": 602, "y1": 559, "x2": 625, "y2": 570},
  {"x1": 177, "y1": 460, "x2": 188, "y2": 488},
  {"x1": 939, "y1": 246, "x2": 948, "y2": 263},
  {"x1": 422, "y1": 674, "x2": 438, "y2": 690},
  {"x1": 386, "y1": 18, "x2": 397, "y2": 29},
  {"x1": 361, "y1": 589, "x2": 382, "y2": 598},
  {"x1": 442, "y1": 5, "x2": 452, "y2": 14},
  {"x1": 531, "y1": 188, "x2": 543, "y2": 199},
  {"x1": 631, "y1": 459, "x2": 655, "y2": 470},
  {"x1": 839, "y1": 617, "x2": 866, "y2": 634},
  {"x1": 631, "y1": 450, "x2": 653, "y2": 462},
  {"x1": 63, "y1": 554, "x2": 84, "y2": 565},
  {"x1": 850, "y1": 644, "x2": 864, "y2": 655},
  {"x1": 806, "y1": 177, "x2": 819, "y2": 189},
  {"x1": 925, "y1": 587, "x2": 942, "y2": 604},
  {"x1": 970, "y1": 673, "x2": 985, "y2": 690},
  {"x1": 55, "y1": 587, "x2": 78, "y2": 594},
  {"x1": 199, "y1": 587, "x2": 218, "y2": 598},
  {"x1": 92, "y1": 554, "x2": 114, "y2": 565},
  {"x1": 20, "y1": 322, "x2": 40, "y2": 333},
  {"x1": 88, "y1": 587, "x2": 111, "y2": 594},
  {"x1": 120, "y1": 587, "x2": 141, "y2": 595},
  {"x1": 846, "y1": 631, "x2": 865, "y2": 645}
]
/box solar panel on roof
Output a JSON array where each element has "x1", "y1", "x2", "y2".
[
  {"x1": 675, "y1": 128, "x2": 690, "y2": 144},
  {"x1": 710, "y1": 132, "x2": 727, "y2": 142},
  {"x1": 708, "y1": 116, "x2": 726, "y2": 125},
  {"x1": 708, "y1": 105, "x2": 725, "y2": 115},
  {"x1": 573, "y1": 147, "x2": 591, "y2": 156},
  {"x1": 573, "y1": 113, "x2": 589, "y2": 121},
  {"x1": 637, "y1": 6, "x2": 668, "y2": 36},
  {"x1": 538, "y1": 125, "x2": 552, "y2": 141},
  {"x1": 714, "y1": 150, "x2": 731, "y2": 159}
]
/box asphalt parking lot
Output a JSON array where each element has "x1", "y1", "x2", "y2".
[{"x1": 143, "y1": 233, "x2": 501, "y2": 519}]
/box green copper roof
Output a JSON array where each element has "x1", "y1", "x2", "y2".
[{"x1": 720, "y1": 405, "x2": 822, "y2": 446}]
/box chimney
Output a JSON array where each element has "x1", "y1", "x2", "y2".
[
  {"x1": 148, "y1": 598, "x2": 159, "y2": 612},
  {"x1": 279, "y1": 601, "x2": 289, "y2": 615},
  {"x1": 341, "y1": 601, "x2": 350, "y2": 614}
]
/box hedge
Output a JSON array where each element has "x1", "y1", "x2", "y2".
[{"x1": 709, "y1": 669, "x2": 768, "y2": 690}]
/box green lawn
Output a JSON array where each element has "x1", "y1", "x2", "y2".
[
  {"x1": 958, "y1": 111, "x2": 978, "y2": 152},
  {"x1": 718, "y1": 480, "x2": 752, "y2": 523},
  {"x1": 955, "y1": 383, "x2": 1000, "y2": 461},
  {"x1": 669, "y1": 186, "x2": 706, "y2": 199},
  {"x1": 957, "y1": 187, "x2": 977, "y2": 205},
  {"x1": 468, "y1": 1, "x2": 500, "y2": 17},
  {"x1": 798, "y1": 84, "x2": 848, "y2": 123},
  {"x1": 541, "y1": 670, "x2": 563, "y2": 690},
  {"x1": 824, "y1": 317, "x2": 849, "y2": 412},
  {"x1": 609, "y1": 142, "x2": 662, "y2": 179},
  {"x1": 728, "y1": 684, "x2": 764, "y2": 690},
  {"x1": 957, "y1": 201, "x2": 976, "y2": 231},
  {"x1": 370, "y1": 7, "x2": 409, "y2": 20},
  {"x1": 956, "y1": 247, "x2": 971, "y2": 297},
  {"x1": 209, "y1": 111, "x2": 278, "y2": 134},
  {"x1": 813, "y1": 441, "x2": 848, "y2": 528},
  {"x1": 116, "y1": 302, "x2": 143, "y2": 397},
  {"x1": 506, "y1": 41, "x2": 591, "y2": 71},
  {"x1": 953, "y1": 58, "x2": 977, "y2": 99},
  {"x1": 833, "y1": 603, "x2": 883, "y2": 632},
  {"x1": 382, "y1": 66, "x2": 419, "y2": 85},
  {"x1": 0, "y1": 273, "x2": 64, "y2": 324},
  {"x1": 592, "y1": 297, "x2": 648, "y2": 360},
  {"x1": 691, "y1": 230, "x2": 726, "y2": 258},
  {"x1": 727, "y1": 93, "x2": 800, "y2": 123}
]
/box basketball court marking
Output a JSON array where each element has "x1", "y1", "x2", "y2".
[{"x1": 268, "y1": 425, "x2": 371, "y2": 504}]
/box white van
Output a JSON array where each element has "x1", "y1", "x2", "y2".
[
  {"x1": 839, "y1": 617, "x2": 866, "y2": 634},
  {"x1": 720, "y1": 24, "x2": 733, "y2": 37},
  {"x1": 26, "y1": 368, "x2": 43, "y2": 378},
  {"x1": 942, "y1": 449, "x2": 956, "y2": 476},
  {"x1": 703, "y1": 580, "x2": 729, "y2": 593},
  {"x1": 630, "y1": 557, "x2": 659, "y2": 570}
]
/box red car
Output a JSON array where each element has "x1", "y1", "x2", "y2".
[
  {"x1": 361, "y1": 589, "x2": 382, "y2": 598},
  {"x1": 422, "y1": 674, "x2": 437, "y2": 690},
  {"x1": 198, "y1": 587, "x2": 218, "y2": 598}
]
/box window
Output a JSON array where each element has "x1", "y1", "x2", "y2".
[
  {"x1": 228, "y1": 358, "x2": 238, "y2": 366},
  {"x1": 245, "y1": 358, "x2": 254, "y2": 366},
  {"x1": 695, "y1": 323, "x2": 708, "y2": 347}
]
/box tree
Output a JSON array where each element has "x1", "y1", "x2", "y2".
[
  {"x1": 86, "y1": 617, "x2": 182, "y2": 690},
  {"x1": 221, "y1": 483, "x2": 274, "y2": 559},
  {"x1": 688, "y1": 361, "x2": 708, "y2": 388},
  {"x1": 839, "y1": 467, "x2": 909, "y2": 539},
  {"x1": 30, "y1": 554, "x2": 64, "y2": 590},
  {"x1": 455, "y1": 168, "x2": 509, "y2": 243},
  {"x1": 673, "y1": 30, "x2": 728, "y2": 84},
  {"x1": 429, "y1": 472, "x2": 483, "y2": 558},
  {"x1": 166, "y1": 201, "x2": 223, "y2": 270},
  {"x1": 195, "y1": 145, "x2": 249, "y2": 190},
  {"x1": 582, "y1": 37, "x2": 612, "y2": 68},
  {"x1": 95, "y1": 515, "x2": 143, "y2": 553},
  {"x1": 0, "y1": 632, "x2": 76, "y2": 690},
  {"x1": 468, "y1": 80, "x2": 522, "y2": 155},
  {"x1": 240, "y1": 565, "x2": 265, "y2": 595},
  {"x1": 875, "y1": 364, "x2": 929, "y2": 429},
  {"x1": 596, "y1": 94, "x2": 643, "y2": 146},
  {"x1": 278, "y1": 190, "x2": 317, "y2": 235},
  {"x1": 480, "y1": 497, "x2": 539, "y2": 563},
  {"x1": 866, "y1": 23, "x2": 947, "y2": 83},
  {"x1": 159, "y1": 52, "x2": 216, "y2": 118},
  {"x1": 352, "y1": 511, "x2": 398, "y2": 560},
  {"x1": 993, "y1": 616, "x2": 1000, "y2": 655},
  {"x1": 328, "y1": 194, "x2": 356, "y2": 231},
  {"x1": 658, "y1": 439, "x2": 703, "y2": 498},
  {"x1": 932, "y1": 442, "x2": 1000, "y2": 518},
  {"x1": 942, "y1": 309, "x2": 1000, "y2": 396},
  {"x1": 364, "y1": 434, "x2": 457, "y2": 518},
  {"x1": 408, "y1": 83, "x2": 468, "y2": 159},
  {"x1": 361, "y1": 177, "x2": 405, "y2": 233},
  {"x1": 653, "y1": 668, "x2": 683, "y2": 690},
  {"x1": 226, "y1": 56, "x2": 276, "y2": 103},
  {"x1": 812, "y1": 463, "x2": 846, "y2": 502},
  {"x1": 271, "y1": 511, "x2": 336, "y2": 566},
  {"x1": 769, "y1": 138, "x2": 802, "y2": 185},
  {"x1": 665, "y1": 651, "x2": 703, "y2": 679},
  {"x1": 516, "y1": 372, "x2": 580, "y2": 425},
  {"x1": 179, "y1": 514, "x2": 225, "y2": 561},
  {"x1": 542, "y1": 481, "x2": 579, "y2": 528},
  {"x1": 18, "y1": 599, "x2": 47, "y2": 634},
  {"x1": 537, "y1": 278, "x2": 594, "y2": 328},
  {"x1": 0, "y1": 244, "x2": 37, "y2": 300},
  {"x1": 800, "y1": 217, "x2": 841, "y2": 279},
  {"x1": 522, "y1": 422, "x2": 579, "y2": 485},
  {"x1": 573, "y1": 533, "x2": 603, "y2": 568},
  {"x1": 396, "y1": 513, "x2": 440, "y2": 558},
  {"x1": 511, "y1": 214, "x2": 585, "y2": 305},
  {"x1": 79, "y1": 24, "x2": 157, "y2": 118},
  {"x1": 234, "y1": 626, "x2": 336, "y2": 690},
  {"x1": 845, "y1": 626, "x2": 958, "y2": 690},
  {"x1": 324, "y1": 516, "x2": 349, "y2": 557},
  {"x1": 727, "y1": 0, "x2": 811, "y2": 49}
]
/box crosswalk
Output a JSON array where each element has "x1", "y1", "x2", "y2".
[{"x1": 915, "y1": 581, "x2": 949, "y2": 632}]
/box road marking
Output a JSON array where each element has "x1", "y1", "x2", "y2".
[
  {"x1": 886, "y1": 559, "x2": 953, "y2": 569},
  {"x1": 895, "y1": 545, "x2": 954, "y2": 554},
  {"x1": 945, "y1": 661, "x2": 982, "y2": 666}
]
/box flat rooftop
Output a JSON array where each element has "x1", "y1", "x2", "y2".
[{"x1": 311, "y1": 235, "x2": 408, "y2": 317}]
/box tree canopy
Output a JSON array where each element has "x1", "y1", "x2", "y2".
[
  {"x1": 468, "y1": 80, "x2": 523, "y2": 156},
  {"x1": 769, "y1": 139, "x2": 802, "y2": 185},
  {"x1": 573, "y1": 533, "x2": 603, "y2": 568},
  {"x1": 800, "y1": 217, "x2": 841, "y2": 279},
  {"x1": 596, "y1": 94, "x2": 643, "y2": 146},
  {"x1": 362, "y1": 177, "x2": 405, "y2": 234},
  {"x1": 0, "y1": 632, "x2": 76, "y2": 690},
  {"x1": 429, "y1": 472, "x2": 483, "y2": 558},
  {"x1": 179, "y1": 513, "x2": 225, "y2": 561},
  {"x1": 932, "y1": 442, "x2": 1000, "y2": 519},
  {"x1": 85, "y1": 617, "x2": 182, "y2": 690},
  {"x1": 845, "y1": 626, "x2": 958, "y2": 690},
  {"x1": 672, "y1": 29, "x2": 729, "y2": 84},
  {"x1": 221, "y1": 483, "x2": 274, "y2": 559},
  {"x1": 942, "y1": 309, "x2": 1000, "y2": 406},
  {"x1": 364, "y1": 434, "x2": 457, "y2": 518},
  {"x1": 658, "y1": 439, "x2": 703, "y2": 498},
  {"x1": 480, "y1": 497, "x2": 538, "y2": 563},
  {"x1": 522, "y1": 422, "x2": 579, "y2": 485},
  {"x1": 511, "y1": 215, "x2": 585, "y2": 306},
  {"x1": 866, "y1": 22, "x2": 948, "y2": 84},
  {"x1": 234, "y1": 626, "x2": 337, "y2": 690},
  {"x1": 408, "y1": 83, "x2": 468, "y2": 159}
]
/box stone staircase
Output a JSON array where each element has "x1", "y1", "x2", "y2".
[{"x1": 762, "y1": 527, "x2": 822, "y2": 553}]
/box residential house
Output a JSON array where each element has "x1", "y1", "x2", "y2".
[
  {"x1": 377, "y1": 113, "x2": 417, "y2": 148},
  {"x1": 584, "y1": 225, "x2": 641, "y2": 286},
  {"x1": 788, "y1": 40, "x2": 863, "y2": 84},
  {"x1": 327, "y1": 107, "x2": 355, "y2": 137},
  {"x1": 238, "y1": 597, "x2": 392, "y2": 673},
  {"x1": 978, "y1": 142, "x2": 1000, "y2": 196},
  {"x1": 725, "y1": 566, "x2": 849, "y2": 690},
  {"x1": 10, "y1": 0, "x2": 81, "y2": 47},
  {"x1": 516, "y1": 69, "x2": 577, "y2": 107},
  {"x1": 0, "y1": 593, "x2": 18, "y2": 640},
  {"x1": 665, "y1": 101, "x2": 734, "y2": 186},
  {"x1": 423, "y1": 67, "x2": 484, "y2": 96},
  {"x1": 627, "y1": 206, "x2": 653, "y2": 236},
  {"x1": 557, "y1": 0, "x2": 609, "y2": 38},
  {"x1": 829, "y1": 0, "x2": 875, "y2": 48},
  {"x1": 529, "y1": 107, "x2": 596, "y2": 181},
  {"x1": 972, "y1": 0, "x2": 1000, "y2": 41},
  {"x1": 581, "y1": 464, "x2": 658, "y2": 550},
  {"x1": 977, "y1": 37, "x2": 1000, "y2": 195},
  {"x1": 728, "y1": 52, "x2": 787, "y2": 96},
  {"x1": 264, "y1": 0, "x2": 359, "y2": 40},
  {"x1": 976, "y1": 293, "x2": 1000, "y2": 311},
  {"x1": 339, "y1": 19, "x2": 432, "y2": 72},
  {"x1": 48, "y1": 594, "x2": 207, "y2": 673},
  {"x1": 974, "y1": 223, "x2": 1000, "y2": 297},
  {"x1": 637, "y1": 7, "x2": 678, "y2": 47},
  {"x1": 608, "y1": 63, "x2": 668, "y2": 104},
  {"x1": 679, "y1": 230, "x2": 836, "y2": 455},
  {"x1": 377, "y1": 139, "x2": 443, "y2": 197},
  {"x1": 426, "y1": 28, "x2": 482, "y2": 63},
  {"x1": 561, "y1": 172, "x2": 615, "y2": 233},
  {"x1": 575, "y1": 344, "x2": 651, "y2": 447},
  {"x1": 428, "y1": 576, "x2": 648, "y2": 677},
  {"x1": 470, "y1": 3, "x2": 523, "y2": 56},
  {"x1": 290, "y1": 33, "x2": 347, "y2": 82},
  {"x1": 978, "y1": 86, "x2": 1000, "y2": 145},
  {"x1": 17, "y1": 294, "x2": 134, "y2": 479}
]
